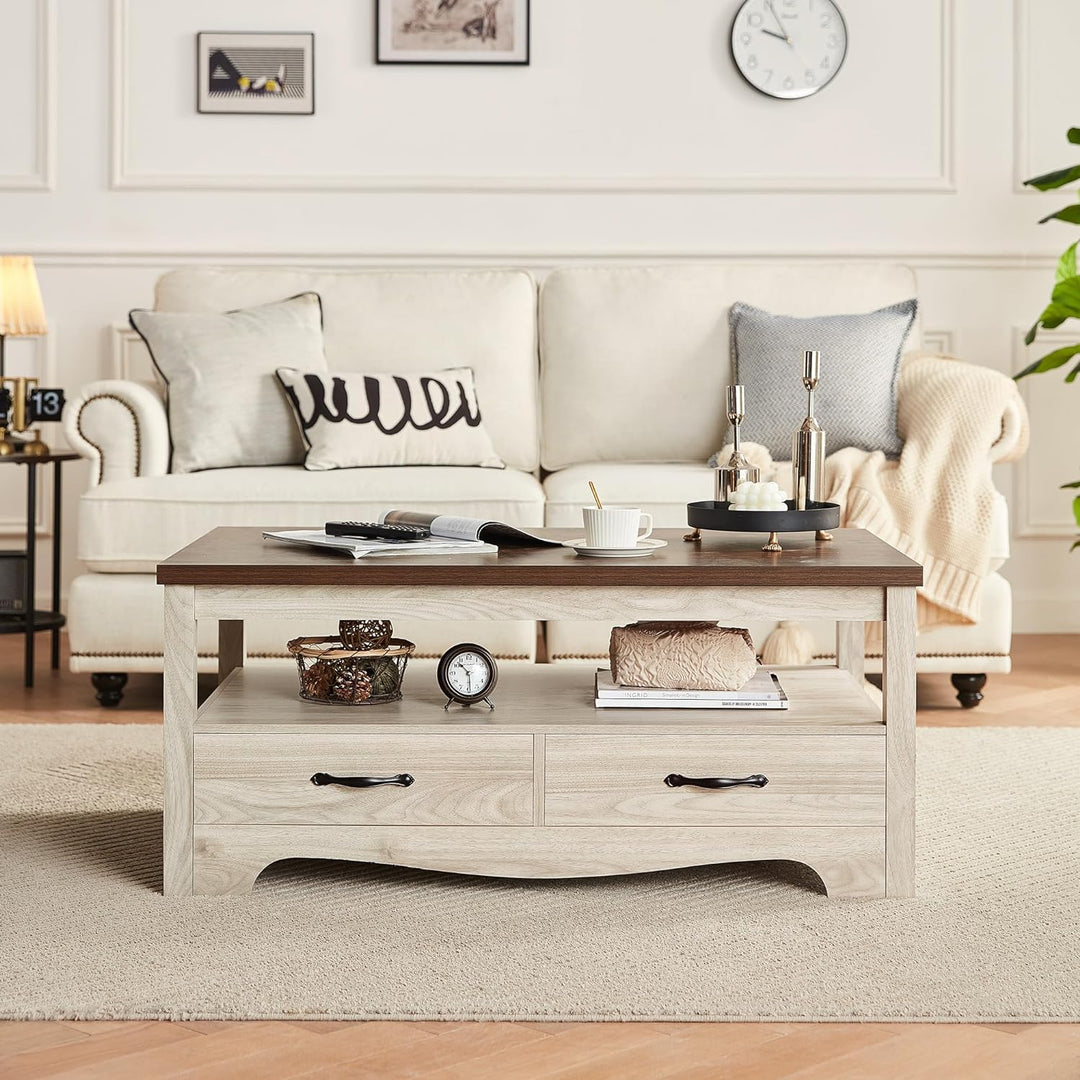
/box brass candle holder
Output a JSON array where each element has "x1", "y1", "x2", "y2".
[{"x1": 715, "y1": 384, "x2": 760, "y2": 501}]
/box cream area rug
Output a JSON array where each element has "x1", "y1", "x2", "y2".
[{"x1": 1, "y1": 724, "x2": 1077, "y2": 1023}]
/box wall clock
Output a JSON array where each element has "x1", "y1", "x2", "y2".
[
  {"x1": 730, "y1": 0, "x2": 847, "y2": 100},
  {"x1": 437, "y1": 643, "x2": 498, "y2": 711}
]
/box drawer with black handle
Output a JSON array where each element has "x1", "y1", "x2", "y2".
[
  {"x1": 194, "y1": 733, "x2": 534, "y2": 826},
  {"x1": 544, "y1": 734, "x2": 884, "y2": 827}
]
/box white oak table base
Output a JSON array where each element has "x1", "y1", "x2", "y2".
[{"x1": 159, "y1": 528, "x2": 919, "y2": 901}]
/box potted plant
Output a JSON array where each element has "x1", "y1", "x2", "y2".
[{"x1": 1019, "y1": 126, "x2": 1080, "y2": 549}]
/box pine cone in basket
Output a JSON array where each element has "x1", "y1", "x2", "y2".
[
  {"x1": 339, "y1": 619, "x2": 392, "y2": 651},
  {"x1": 332, "y1": 664, "x2": 374, "y2": 704},
  {"x1": 300, "y1": 659, "x2": 335, "y2": 700}
]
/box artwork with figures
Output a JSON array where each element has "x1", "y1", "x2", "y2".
[
  {"x1": 197, "y1": 33, "x2": 315, "y2": 114},
  {"x1": 377, "y1": 0, "x2": 530, "y2": 64}
]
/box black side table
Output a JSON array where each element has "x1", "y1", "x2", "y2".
[{"x1": 0, "y1": 452, "x2": 79, "y2": 687}]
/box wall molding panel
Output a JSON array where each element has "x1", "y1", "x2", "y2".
[
  {"x1": 0, "y1": 0, "x2": 57, "y2": 191},
  {"x1": 110, "y1": 0, "x2": 956, "y2": 195}
]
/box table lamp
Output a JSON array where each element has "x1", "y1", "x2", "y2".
[{"x1": 0, "y1": 256, "x2": 51, "y2": 457}]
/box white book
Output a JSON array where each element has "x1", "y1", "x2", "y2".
[
  {"x1": 263, "y1": 530, "x2": 498, "y2": 560},
  {"x1": 600, "y1": 665, "x2": 786, "y2": 708},
  {"x1": 593, "y1": 695, "x2": 789, "y2": 710}
]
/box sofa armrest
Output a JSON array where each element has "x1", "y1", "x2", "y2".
[
  {"x1": 63, "y1": 380, "x2": 169, "y2": 486},
  {"x1": 899, "y1": 352, "x2": 1030, "y2": 466}
]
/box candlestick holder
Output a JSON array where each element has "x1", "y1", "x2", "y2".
[
  {"x1": 791, "y1": 350, "x2": 832, "y2": 541},
  {"x1": 716, "y1": 384, "x2": 760, "y2": 501}
]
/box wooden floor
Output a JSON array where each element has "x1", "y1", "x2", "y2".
[{"x1": 2, "y1": 633, "x2": 1078, "y2": 1080}]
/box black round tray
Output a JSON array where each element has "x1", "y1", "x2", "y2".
[{"x1": 687, "y1": 500, "x2": 840, "y2": 534}]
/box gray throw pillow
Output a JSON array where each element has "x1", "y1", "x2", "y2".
[
  {"x1": 130, "y1": 292, "x2": 327, "y2": 473},
  {"x1": 729, "y1": 299, "x2": 917, "y2": 459}
]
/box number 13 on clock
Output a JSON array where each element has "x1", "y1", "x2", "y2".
[{"x1": 730, "y1": 0, "x2": 847, "y2": 99}]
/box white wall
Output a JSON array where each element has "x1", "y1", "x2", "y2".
[{"x1": 1, "y1": 0, "x2": 1077, "y2": 632}]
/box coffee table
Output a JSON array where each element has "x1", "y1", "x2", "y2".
[{"x1": 157, "y1": 527, "x2": 921, "y2": 899}]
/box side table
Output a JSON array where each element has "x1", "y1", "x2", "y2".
[{"x1": 0, "y1": 452, "x2": 79, "y2": 687}]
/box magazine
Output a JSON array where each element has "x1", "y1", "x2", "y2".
[
  {"x1": 381, "y1": 510, "x2": 561, "y2": 547},
  {"x1": 263, "y1": 530, "x2": 497, "y2": 560},
  {"x1": 594, "y1": 668, "x2": 789, "y2": 710}
]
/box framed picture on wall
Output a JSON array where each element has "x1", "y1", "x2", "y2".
[
  {"x1": 377, "y1": 0, "x2": 529, "y2": 65},
  {"x1": 197, "y1": 32, "x2": 315, "y2": 114}
]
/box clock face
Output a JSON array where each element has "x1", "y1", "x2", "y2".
[
  {"x1": 730, "y1": 0, "x2": 847, "y2": 100},
  {"x1": 438, "y1": 644, "x2": 498, "y2": 704}
]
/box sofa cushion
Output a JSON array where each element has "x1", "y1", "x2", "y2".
[
  {"x1": 544, "y1": 462, "x2": 716, "y2": 528},
  {"x1": 130, "y1": 292, "x2": 327, "y2": 473},
  {"x1": 154, "y1": 268, "x2": 539, "y2": 472},
  {"x1": 276, "y1": 366, "x2": 504, "y2": 471},
  {"x1": 539, "y1": 264, "x2": 921, "y2": 471},
  {"x1": 730, "y1": 299, "x2": 917, "y2": 458},
  {"x1": 80, "y1": 466, "x2": 545, "y2": 572}
]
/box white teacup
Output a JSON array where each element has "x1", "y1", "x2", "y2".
[{"x1": 583, "y1": 507, "x2": 653, "y2": 549}]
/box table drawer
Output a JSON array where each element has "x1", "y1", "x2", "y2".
[
  {"x1": 194, "y1": 733, "x2": 534, "y2": 826},
  {"x1": 544, "y1": 734, "x2": 884, "y2": 827}
]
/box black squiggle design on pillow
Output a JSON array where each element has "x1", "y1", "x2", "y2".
[{"x1": 283, "y1": 374, "x2": 483, "y2": 435}]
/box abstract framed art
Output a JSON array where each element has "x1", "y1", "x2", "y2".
[
  {"x1": 376, "y1": 0, "x2": 529, "y2": 65},
  {"x1": 197, "y1": 32, "x2": 315, "y2": 115}
]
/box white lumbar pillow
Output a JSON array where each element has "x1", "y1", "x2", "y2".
[
  {"x1": 276, "y1": 366, "x2": 505, "y2": 471},
  {"x1": 130, "y1": 292, "x2": 327, "y2": 473}
]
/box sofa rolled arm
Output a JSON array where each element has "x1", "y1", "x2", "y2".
[
  {"x1": 898, "y1": 352, "x2": 1030, "y2": 466},
  {"x1": 63, "y1": 380, "x2": 170, "y2": 486}
]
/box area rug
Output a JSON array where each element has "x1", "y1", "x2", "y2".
[{"x1": 1, "y1": 724, "x2": 1077, "y2": 1022}]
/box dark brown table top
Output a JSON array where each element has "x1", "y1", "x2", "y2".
[
  {"x1": 157, "y1": 527, "x2": 923, "y2": 588},
  {"x1": 0, "y1": 451, "x2": 80, "y2": 465}
]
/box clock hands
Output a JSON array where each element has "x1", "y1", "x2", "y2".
[
  {"x1": 764, "y1": 0, "x2": 790, "y2": 44},
  {"x1": 761, "y1": 28, "x2": 787, "y2": 41}
]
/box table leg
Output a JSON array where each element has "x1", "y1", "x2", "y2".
[
  {"x1": 24, "y1": 462, "x2": 36, "y2": 688},
  {"x1": 50, "y1": 460, "x2": 62, "y2": 670},
  {"x1": 163, "y1": 585, "x2": 198, "y2": 896},
  {"x1": 836, "y1": 620, "x2": 865, "y2": 684},
  {"x1": 218, "y1": 619, "x2": 245, "y2": 684},
  {"x1": 883, "y1": 586, "x2": 916, "y2": 898}
]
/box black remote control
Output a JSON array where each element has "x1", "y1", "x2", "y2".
[{"x1": 325, "y1": 521, "x2": 431, "y2": 542}]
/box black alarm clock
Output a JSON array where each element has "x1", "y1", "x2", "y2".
[{"x1": 437, "y1": 643, "x2": 498, "y2": 710}]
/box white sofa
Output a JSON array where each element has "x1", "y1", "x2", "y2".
[{"x1": 64, "y1": 264, "x2": 1020, "y2": 707}]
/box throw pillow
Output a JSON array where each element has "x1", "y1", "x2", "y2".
[
  {"x1": 129, "y1": 292, "x2": 327, "y2": 473},
  {"x1": 729, "y1": 299, "x2": 918, "y2": 459},
  {"x1": 276, "y1": 366, "x2": 505, "y2": 471}
]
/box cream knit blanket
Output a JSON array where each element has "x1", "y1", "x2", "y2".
[{"x1": 715, "y1": 354, "x2": 1029, "y2": 629}]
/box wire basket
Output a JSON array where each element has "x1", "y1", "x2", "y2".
[{"x1": 286, "y1": 635, "x2": 415, "y2": 706}]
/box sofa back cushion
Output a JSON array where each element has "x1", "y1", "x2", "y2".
[
  {"x1": 539, "y1": 263, "x2": 921, "y2": 471},
  {"x1": 155, "y1": 268, "x2": 539, "y2": 472}
]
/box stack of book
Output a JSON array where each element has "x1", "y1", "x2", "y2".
[{"x1": 594, "y1": 668, "x2": 788, "y2": 710}]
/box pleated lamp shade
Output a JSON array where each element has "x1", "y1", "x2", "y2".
[{"x1": 0, "y1": 256, "x2": 48, "y2": 337}]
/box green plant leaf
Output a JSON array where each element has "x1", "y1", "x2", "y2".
[
  {"x1": 1052, "y1": 275, "x2": 1080, "y2": 311},
  {"x1": 1073, "y1": 494, "x2": 1080, "y2": 528},
  {"x1": 1015, "y1": 342, "x2": 1080, "y2": 378},
  {"x1": 1068, "y1": 359, "x2": 1080, "y2": 383},
  {"x1": 1039, "y1": 204, "x2": 1080, "y2": 225},
  {"x1": 1026, "y1": 164, "x2": 1080, "y2": 191},
  {"x1": 1057, "y1": 242, "x2": 1078, "y2": 283},
  {"x1": 1063, "y1": 480, "x2": 1080, "y2": 489},
  {"x1": 1069, "y1": 128, "x2": 1080, "y2": 145}
]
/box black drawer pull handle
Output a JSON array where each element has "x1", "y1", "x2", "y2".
[
  {"x1": 664, "y1": 773, "x2": 769, "y2": 790},
  {"x1": 311, "y1": 772, "x2": 414, "y2": 789}
]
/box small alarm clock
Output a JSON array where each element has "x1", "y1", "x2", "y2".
[{"x1": 437, "y1": 643, "x2": 498, "y2": 711}]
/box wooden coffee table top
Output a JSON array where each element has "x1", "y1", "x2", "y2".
[{"x1": 157, "y1": 527, "x2": 923, "y2": 588}]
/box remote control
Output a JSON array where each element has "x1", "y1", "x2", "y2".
[{"x1": 325, "y1": 521, "x2": 431, "y2": 542}]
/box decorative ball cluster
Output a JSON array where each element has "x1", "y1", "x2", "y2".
[{"x1": 729, "y1": 480, "x2": 789, "y2": 511}]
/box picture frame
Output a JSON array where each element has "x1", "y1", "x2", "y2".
[
  {"x1": 197, "y1": 32, "x2": 315, "y2": 115},
  {"x1": 376, "y1": 0, "x2": 529, "y2": 65}
]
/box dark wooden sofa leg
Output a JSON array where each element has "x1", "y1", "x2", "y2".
[
  {"x1": 91, "y1": 673, "x2": 128, "y2": 707},
  {"x1": 950, "y1": 673, "x2": 986, "y2": 709}
]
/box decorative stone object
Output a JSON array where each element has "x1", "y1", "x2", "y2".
[{"x1": 609, "y1": 622, "x2": 758, "y2": 691}]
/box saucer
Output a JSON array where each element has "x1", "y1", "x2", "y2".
[{"x1": 563, "y1": 538, "x2": 668, "y2": 558}]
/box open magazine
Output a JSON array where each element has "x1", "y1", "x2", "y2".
[
  {"x1": 381, "y1": 510, "x2": 562, "y2": 547},
  {"x1": 262, "y1": 530, "x2": 498, "y2": 560}
]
